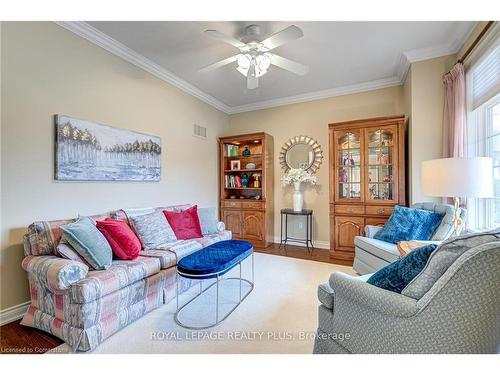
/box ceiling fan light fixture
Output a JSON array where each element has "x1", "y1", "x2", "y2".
[
  {"x1": 236, "y1": 54, "x2": 251, "y2": 69},
  {"x1": 256, "y1": 53, "x2": 271, "y2": 71}
]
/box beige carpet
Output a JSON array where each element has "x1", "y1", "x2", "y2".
[{"x1": 53, "y1": 252, "x2": 355, "y2": 354}]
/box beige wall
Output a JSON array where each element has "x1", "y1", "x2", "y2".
[
  {"x1": 227, "y1": 87, "x2": 405, "y2": 246},
  {"x1": 0, "y1": 22, "x2": 229, "y2": 310},
  {"x1": 406, "y1": 55, "x2": 456, "y2": 204}
]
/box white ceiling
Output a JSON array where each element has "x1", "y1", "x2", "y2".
[{"x1": 76, "y1": 21, "x2": 475, "y2": 113}]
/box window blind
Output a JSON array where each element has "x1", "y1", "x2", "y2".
[{"x1": 470, "y1": 40, "x2": 500, "y2": 110}]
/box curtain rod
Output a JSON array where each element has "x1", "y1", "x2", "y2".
[{"x1": 458, "y1": 21, "x2": 495, "y2": 64}]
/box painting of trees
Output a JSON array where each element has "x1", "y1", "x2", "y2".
[{"x1": 55, "y1": 115, "x2": 161, "y2": 181}]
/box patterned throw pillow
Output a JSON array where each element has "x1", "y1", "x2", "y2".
[
  {"x1": 129, "y1": 211, "x2": 177, "y2": 249},
  {"x1": 56, "y1": 238, "x2": 93, "y2": 268},
  {"x1": 367, "y1": 244, "x2": 438, "y2": 293},
  {"x1": 60, "y1": 216, "x2": 113, "y2": 270},
  {"x1": 197, "y1": 207, "x2": 218, "y2": 235},
  {"x1": 374, "y1": 206, "x2": 444, "y2": 244}
]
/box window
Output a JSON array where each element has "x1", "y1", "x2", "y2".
[
  {"x1": 467, "y1": 95, "x2": 500, "y2": 230},
  {"x1": 467, "y1": 37, "x2": 500, "y2": 230}
]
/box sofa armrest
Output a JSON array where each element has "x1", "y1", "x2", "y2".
[
  {"x1": 22, "y1": 255, "x2": 89, "y2": 294},
  {"x1": 217, "y1": 221, "x2": 225, "y2": 232},
  {"x1": 364, "y1": 225, "x2": 382, "y2": 238},
  {"x1": 329, "y1": 272, "x2": 418, "y2": 318}
]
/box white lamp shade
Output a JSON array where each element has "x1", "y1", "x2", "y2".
[{"x1": 421, "y1": 157, "x2": 493, "y2": 198}]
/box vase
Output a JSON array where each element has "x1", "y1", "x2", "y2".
[{"x1": 293, "y1": 182, "x2": 303, "y2": 212}]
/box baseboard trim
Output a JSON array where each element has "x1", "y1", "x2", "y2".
[
  {"x1": 0, "y1": 301, "x2": 30, "y2": 326},
  {"x1": 272, "y1": 237, "x2": 330, "y2": 250}
]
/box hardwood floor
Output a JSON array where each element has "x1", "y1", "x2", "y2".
[
  {"x1": 0, "y1": 243, "x2": 347, "y2": 354},
  {"x1": 0, "y1": 319, "x2": 63, "y2": 354},
  {"x1": 254, "y1": 243, "x2": 340, "y2": 264}
]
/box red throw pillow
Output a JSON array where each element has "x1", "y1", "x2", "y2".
[
  {"x1": 163, "y1": 205, "x2": 203, "y2": 240},
  {"x1": 96, "y1": 218, "x2": 141, "y2": 260}
]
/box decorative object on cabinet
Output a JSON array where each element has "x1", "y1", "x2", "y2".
[
  {"x1": 252, "y1": 173, "x2": 261, "y2": 188},
  {"x1": 329, "y1": 115, "x2": 406, "y2": 265},
  {"x1": 242, "y1": 145, "x2": 251, "y2": 157},
  {"x1": 281, "y1": 168, "x2": 317, "y2": 212},
  {"x1": 55, "y1": 115, "x2": 161, "y2": 181},
  {"x1": 279, "y1": 135, "x2": 323, "y2": 173},
  {"x1": 279, "y1": 208, "x2": 314, "y2": 252},
  {"x1": 241, "y1": 173, "x2": 249, "y2": 188},
  {"x1": 230, "y1": 160, "x2": 241, "y2": 170},
  {"x1": 219, "y1": 133, "x2": 274, "y2": 248}
]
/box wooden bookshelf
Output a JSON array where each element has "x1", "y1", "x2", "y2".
[{"x1": 219, "y1": 132, "x2": 274, "y2": 248}]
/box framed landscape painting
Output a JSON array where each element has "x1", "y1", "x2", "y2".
[{"x1": 55, "y1": 115, "x2": 161, "y2": 181}]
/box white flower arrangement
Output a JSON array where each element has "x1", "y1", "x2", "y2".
[{"x1": 281, "y1": 168, "x2": 317, "y2": 187}]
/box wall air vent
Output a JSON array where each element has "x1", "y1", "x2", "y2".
[{"x1": 193, "y1": 124, "x2": 207, "y2": 139}]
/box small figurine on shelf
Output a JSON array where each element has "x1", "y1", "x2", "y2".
[
  {"x1": 379, "y1": 153, "x2": 389, "y2": 165},
  {"x1": 339, "y1": 168, "x2": 348, "y2": 183},
  {"x1": 241, "y1": 173, "x2": 249, "y2": 188},
  {"x1": 252, "y1": 173, "x2": 261, "y2": 188},
  {"x1": 343, "y1": 154, "x2": 355, "y2": 166},
  {"x1": 242, "y1": 146, "x2": 251, "y2": 157}
]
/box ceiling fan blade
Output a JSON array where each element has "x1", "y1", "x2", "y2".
[
  {"x1": 204, "y1": 30, "x2": 247, "y2": 49},
  {"x1": 247, "y1": 64, "x2": 258, "y2": 90},
  {"x1": 270, "y1": 54, "x2": 309, "y2": 75},
  {"x1": 260, "y1": 25, "x2": 303, "y2": 50},
  {"x1": 199, "y1": 55, "x2": 239, "y2": 73}
]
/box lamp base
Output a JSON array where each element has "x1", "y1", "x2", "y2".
[{"x1": 452, "y1": 197, "x2": 462, "y2": 237}]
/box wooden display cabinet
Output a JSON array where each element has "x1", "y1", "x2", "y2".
[
  {"x1": 329, "y1": 115, "x2": 406, "y2": 265},
  {"x1": 219, "y1": 133, "x2": 274, "y2": 248}
]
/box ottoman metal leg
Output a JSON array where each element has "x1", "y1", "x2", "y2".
[{"x1": 174, "y1": 252, "x2": 254, "y2": 330}]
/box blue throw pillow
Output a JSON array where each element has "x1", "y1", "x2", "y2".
[
  {"x1": 197, "y1": 207, "x2": 218, "y2": 235},
  {"x1": 374, "y1": 206, "x2": 444, "y2": 244},
  {"x1": 367, "y1": 243, "x2": 438, "y2": 293},
  {"x1": 60, "y1": 216, "x2": 113, "y2": 270}
]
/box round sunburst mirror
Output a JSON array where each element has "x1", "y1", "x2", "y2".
[{"x1": 279, "y1": 135, "x2": 323, "y2": 173}]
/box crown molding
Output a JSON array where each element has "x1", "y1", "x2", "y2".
[
  {"x1": 54, "y1": 21, "x2": 232, "y2": 114},
  {"x1": 227, "y1": 76, "x2": 402, "y2": 114},
  {"x1": 54, "y1": 21, "x2": 476, "y2": 115},
  {"x1": 396, "y1": 22, "x2": 477, "y2": 85}
]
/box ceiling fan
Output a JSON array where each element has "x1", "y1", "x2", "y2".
[{"x1": 200, "y1": 24, "x2": 309, "y2": 90}]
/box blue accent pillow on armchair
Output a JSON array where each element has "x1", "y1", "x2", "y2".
[
  {"x1": 367, "y1": 243, "x2": 438, "y2": 293},
  {"x1": 373, "y1": 205, "x2": 444, "y2": 244}
]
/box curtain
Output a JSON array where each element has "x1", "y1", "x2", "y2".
[{"x1": 442, "y1": 63, "x2": 467, "y2": 158}]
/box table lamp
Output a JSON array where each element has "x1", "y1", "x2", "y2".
[{"x1": 421, "y1": 157, "x2": 493, "y2": 236}]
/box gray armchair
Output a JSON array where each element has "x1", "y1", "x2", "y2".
[
  {"x1": 353, "y1": 202, "x2": 467, "y2": 275},
  {"x1": 313, "y1": 230, "x2": 500, "y2": 354}
]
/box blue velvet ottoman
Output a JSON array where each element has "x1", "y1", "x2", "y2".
[{"x1": 174, "y1": 240, "x2": 254, "y2": 329}]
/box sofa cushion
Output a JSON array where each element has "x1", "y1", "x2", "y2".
[
  {"x1": 411, "y1": 202, "x2": 467, "y2": 241},
  {"x1": 198, "y1": 207, "x2": 219, "y2": 235},
  {"x1": 402, "y1": 228, "x2": 500, "y2": 299},
  {"x1": 69, "y1": 256, "x2": 160, "y2": 303},
  {"x1": 354, "y1": 236, "x2": 400, "y2": 263},
  {"x1": 318, "y1": 283, "x2": 334, "y2": 309},
  {"x1": 139, "y1": 249, "x2": 177, "y2": 269},
  {"x1": 193, "y1": 230, "x2": 232, "y2": 247},
  {"x1": 60, "y1": 217, "x2": 113, "y2": 270},
  {"x1": 374, "y1": 206, "x2": 444, "y2": 244},
  {"x1": 162, "y1": 240, "x2": 203, "y2": 261},
  {"x1": 129, "y1": 211, "x2": 177, "y2": 249},
  {"x1": 164, "y1": 205, "x2": 203, "y2": 240},
  {"x1": 96, "y1": 219, "x2": 141, "y2": 260},
  {"x1": 367, "y1": 244, "x2": 438, "y2": 293}
]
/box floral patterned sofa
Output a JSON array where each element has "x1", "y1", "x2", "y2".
[{"x1": 20, "y1": 204, "x2": 231, "y2": 352}]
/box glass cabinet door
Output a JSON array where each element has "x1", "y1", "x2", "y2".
[
  {"x1": 365, "y1": 126, "x2": 398, "y2": 203},
  {"x1": 334, "y1": 130, "x2": 363, "y2": 201}
]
